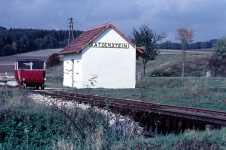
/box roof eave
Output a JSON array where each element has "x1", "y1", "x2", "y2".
[
  {"x1": 59, "y1": 23, "x2": 143, "y2": 55},
  {"x1": 75, "y1": 24, "x2": 112, "y2": 53},
  {"x1": 110, "y1": 25, "x2": 143, "y2": 54},
  {"x1": 136, "y1": 49, "x2": 143, "y2": 53}
]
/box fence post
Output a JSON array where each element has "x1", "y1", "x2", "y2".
[
  {"x1": 138, "y1": 72, "x2": 142, "y2": 80},
  {"x1": 207, "y1": 71, "x2": 211, "y2": 77}
]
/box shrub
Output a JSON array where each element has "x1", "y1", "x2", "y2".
[
  {"x1": 151, "y1": 68, "x2": 177, "y2": 77},
  {"x1": 214, "y1": 37, "x2": 226, "y2": 59},
  {"x1": 207, "y1": 56, "x2": 226, "y2": 77},
  {"x1": 0, "y1": 88, "x2": 62, "y2": 149},
  {"x1": 46, "y1": 53, "x2": 61, "y2": 68},
  {"x1": 0, "y1": 110, "x2": 62, "y2": 149}
]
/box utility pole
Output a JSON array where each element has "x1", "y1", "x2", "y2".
[{"x1": 68, "y1": 17, "x2": 74, "y2": 45}]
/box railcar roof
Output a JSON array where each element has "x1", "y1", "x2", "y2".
[{"x1": 16, "y1": 59, "x2": 45, "y2": 62}]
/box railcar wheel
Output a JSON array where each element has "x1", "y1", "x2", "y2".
[
  {"x1": 41, "y1": 84, "x2": 45, "y2": 90},
  {"x1": 21, "y1": 83, "x2": 26, "y2": 89},
  {"x1": 36, "y1": 85, "x2": 39, "y2": 90}
]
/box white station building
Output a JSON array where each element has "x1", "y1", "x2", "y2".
[{"x1": 59, "y1": 23, "x2": 142, "y2": 89}]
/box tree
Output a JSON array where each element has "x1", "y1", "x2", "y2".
[
  {"x1": 201, "y1": 41, "x2": 212, "y2": 49},
  {"x1": 131, "y1": 24, "x2": 166, "y2": 76},
  {"x1": 46, "y1": 53, "x2": 61, "y2": 68},
  {"x1": 1, "y1": 44, "x2": 14, "y2": 56},
  {"x1": 161, "y1": 40, "x2": 173, "y2": 49},
  {"x1": 19, "y1": 35, "x2": 30, "y2": 52},
  {"x1": 0, "y1": 37, "x2": 4, "y2": 48},
  {"x1": 0, "y1": 26, "x2": 7, "y2": 31},
  {"x1": 214, "y1": 37, "x2": 226, "y2": 59},
  {"x1": 191, "y1": 41, "x2": 201, "y2": 49},
  {"x1": 175, "y1": 27, "x2": 195, "y2": 77},
  {"x1": 35, "y1": 38, "x2": 44, "y2": 49}
]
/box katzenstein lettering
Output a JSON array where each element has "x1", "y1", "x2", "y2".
[{"x1": 90, "y1": 42, "x2": 129, "y2": 49}]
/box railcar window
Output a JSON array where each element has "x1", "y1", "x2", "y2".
[
  {"x1": 17, "y1": 61, "x2": 44, "y2": 70},
  {"x1": 18, "y1": 62, "x2": 31, "y2": 70},
  {"x1": 32, "y1": 61, "x2": 44, "y2": 69}
]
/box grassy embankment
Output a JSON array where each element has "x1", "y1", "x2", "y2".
[
  {"x1": 0, "y1": 87, "x2": 226, "y2": 149},
  {"x1": 1, "y1": 52, "x2": 225, "y2": 149}
]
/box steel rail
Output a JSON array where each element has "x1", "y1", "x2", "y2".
[
  {"x1": 1, "y1": 85, "x2": 225, "y2": 126},
  {"x1": 57, "y1": 91, "x2": 226, "y2": 117},
  {"x1": 35, "y1": 90, "x2": 226, "y2": 126}
]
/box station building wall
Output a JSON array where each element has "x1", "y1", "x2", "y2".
[{"x1": 63, "y1": 27, "x2": 136, "y2": 88}]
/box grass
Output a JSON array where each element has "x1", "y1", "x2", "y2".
[
  {"x1": 44, "y1": 53, "x2": 226, "y2": 111},
  {"x1": 63, "y1": 77, "x2": 226, "y2": 112},
  {"x1": 137, "y1": 53, "x2": 210, "y2": 77},
  {"x1": 0, "y1": 89, "x2": 67, "y2": 148},
  {"x1": 45, "y1": 63, "x2": 64, "y2": 88},
  {"x1": 0, "y1": 88, "x2": 116, "y2": 149},
  {"x1": 1, "y1": 51, "x2": 226, "y2": 149},
  {"x1": 1, "y1": 87, "x2": 226, "y2": 149}
]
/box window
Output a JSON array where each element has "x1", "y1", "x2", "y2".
[
  {"x1": 18, "y1": 61, "x2": 45, "y2": 70},
  {"x1": 18, "y1": 61, "x2": 31, "y2": 70},
  {"x1": 32, "y1": 61, "x2": 45, "y2": 69}
]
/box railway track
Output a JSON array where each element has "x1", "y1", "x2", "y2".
[
  {"x1": 35, "y1": 90, "x2": 226, "y2": 126},
  {"x1": 1, "y1": 84, "x2": 226, "y2": 126},
  {"x1": 0, "y1": 82, "x2": 18, "y2": 88}
]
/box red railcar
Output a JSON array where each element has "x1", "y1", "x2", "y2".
[{"x1": 15, "y1": 59, "x2": 46, "y2": 89}]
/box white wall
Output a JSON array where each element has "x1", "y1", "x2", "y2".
[
  {"x1": 63, "y1": 52, "x2": 82, "y2": 88},
  {"x1": 82, "y1": 27, "x2": 136, "y2": 88},
  {"x1": 63, "y1": 27, "x2": 136, "y2": 89}
]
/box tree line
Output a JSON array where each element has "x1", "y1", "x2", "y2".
[
  {"x1": 0, "y1": 26, "x2": 219, "y2": 57},
  {"x1": 0, "y1": 26, "x2": 82, "y2": 56},
  {"x1": 158, "y1": 39, "x2": 218, "y2": 50}
]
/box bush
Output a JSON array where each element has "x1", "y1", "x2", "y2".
[
  {"x1": 46, "y1": 53, "x2": 61, "y2": 68},
  {"x1": 151, "y1": 66, "x2": 178, "y2": 77},
  {"x1": 0, "y1": 88, "x2": 62, "y2": 149},
  {"x1": 207, "y1": 56, "x2": 226, "y2": 77},
  {"x1": 0, "y1": 110, "x2": 62, "y2": 149},
  {"x1": 214, "y1": 37, "x2": 226, "y2": 59}
]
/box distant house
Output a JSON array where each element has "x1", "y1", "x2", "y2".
[{"x1": 58, "y1": 23, "x2": 142, "y2": 89}]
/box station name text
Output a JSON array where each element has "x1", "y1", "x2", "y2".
[{"x1": 90, "y1": 42, "x2": 129, "y2": 49}]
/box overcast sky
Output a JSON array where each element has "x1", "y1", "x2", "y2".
[{"x1": 0, "y1": 0, "x2": 226, "y2": 42}]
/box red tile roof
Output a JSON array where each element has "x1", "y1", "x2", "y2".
[{"x1": 58, "y1": 22, "x2": 143, "y2": 55}]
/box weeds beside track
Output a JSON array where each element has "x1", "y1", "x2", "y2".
[{"x1": 35, "y1": 90, "x2": 226, "y2": 126}]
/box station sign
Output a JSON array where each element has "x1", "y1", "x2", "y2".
[{"x1": 90, "y1": 42, "x2": 129, "y2": 49}]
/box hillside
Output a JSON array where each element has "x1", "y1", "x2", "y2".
[{"x1": 137, "y1": 52, "x2": 212, "y2": 77}]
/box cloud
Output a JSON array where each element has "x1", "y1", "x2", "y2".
[
  {"x1": 138, "y1": 0, "x2": 226, "y2": 41},
  {"x1": 0, "y1": 0, "x2": 225, "y2": 41}
]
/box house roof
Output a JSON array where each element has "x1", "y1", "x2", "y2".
[{"x1": 58, "y1": 22, "x2": 143, "y2": 55}]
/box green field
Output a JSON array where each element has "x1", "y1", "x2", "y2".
[{"x1": 46, "y1": 53, "x2": 226, "y2": 111}]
